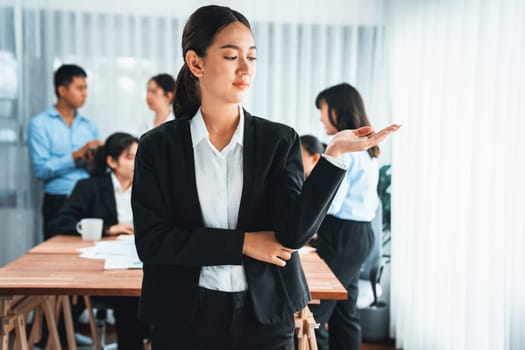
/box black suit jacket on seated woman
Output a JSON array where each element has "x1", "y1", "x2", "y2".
[
  {"x1": 49, "y1": 173, "x2": 117, "y2": 235},
  {"x1": 132, "y1": 110, "x2": 346, "y2": 326}
]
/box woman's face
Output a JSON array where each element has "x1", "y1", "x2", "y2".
[
  {"x1": 146, "y1": 80, "x2": 171, "y2": 112},
  {"x1": 197, "y1": 21, "x2": 256, "y2": 105},
  {"x1": 301, "y1": 146, "x2": 319, "y2": 178},
  {"x1": 319, "y1": 99, "x2": 338, "y2": 135},
  {"x1": 107, "y1": 142, "x2": 138, "y2": 181}
]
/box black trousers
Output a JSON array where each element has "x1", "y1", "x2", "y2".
[
  {"x1": 151, "y1": 287, "x2": 294, "y2": 350},
  {"x1": 309, "y1": 215, "x2": 375, "y2": 350},
  {"x1": 42, "y1": 193, "x2": 67, "y2": 240}
]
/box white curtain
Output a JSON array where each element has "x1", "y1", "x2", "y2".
[
  {"x1": 387, "y1": 0, "x2": 525, "y2": 349},
  {"x1": 0, "y1": 0, "x2": 387, "y2": 265}
]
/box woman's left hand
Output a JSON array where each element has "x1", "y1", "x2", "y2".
[
  {"x1": 106, "y1": 223, "x2": 134, "y2": 236},
  {"x1": 325, "y1": 124, "x2": 400, "y2": 159}
]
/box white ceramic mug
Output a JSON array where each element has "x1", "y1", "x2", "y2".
[{"x1": 76, "y1": 218, "x2": 103, "y2": 241}]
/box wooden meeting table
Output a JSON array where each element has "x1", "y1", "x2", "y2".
[{"x1": 0, "y1": 235, "x2": 346, "y2": 350}]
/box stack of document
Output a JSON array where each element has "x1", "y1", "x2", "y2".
[{"x1": 77, "y1": 235, "x2": 143, "y2": 270}]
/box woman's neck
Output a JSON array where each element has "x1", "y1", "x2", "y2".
[
  {"x1": 153, "y1": 106, "x2": 171, "y2": 127},
  {"x1": 200, "y1": 101, "x2": 239, "y2": 133},
  {"x1": 200, "y1": 101, "x2": 240, "y2": 151},
  {"x1": 114, "y1": 173, "x2": 132, "y2": 191}
]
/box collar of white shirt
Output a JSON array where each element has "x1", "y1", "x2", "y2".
[
  {"x1": 190, "y1": 106, "x2": 245, "y2": 150},
  {"x1": 110, "y1": 172, "x2": 131, "y2": 193}
]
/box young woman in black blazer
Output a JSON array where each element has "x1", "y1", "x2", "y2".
[
  {"x1": 50, "y1": 132, "x2": 149, "y2": 350},
  {"x1": 131, "y1": 5, "x2": 399, "y2": 349}
]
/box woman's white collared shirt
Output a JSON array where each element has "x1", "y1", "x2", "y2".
[
  {"x1": 190, "y1": 106, "x2": 248, "y2": 292},
  {"x1": 110, "y1": 172, "x2": 133, "y2": 225}
]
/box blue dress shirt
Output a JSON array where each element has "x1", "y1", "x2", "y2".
[
  {"x1": 28, "y1": 106, "x2": 99, "y2": 195},
  {"x1": 327, "y1": 151, "x2": 379, "y2": 222}
]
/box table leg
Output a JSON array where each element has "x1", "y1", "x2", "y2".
[
  {"x1": 295, "y1": 307, "x2": 319, "y2": 350},
  {"x1": 0, "y1": 332, "x2": 7, "y2": 350},
  {"x1": 0, "y1": 297, "x2": 14, "y2": 350},
  {"x1": 27, "y1": 307, "x2": 42, "y2": 347},
  {"x1": 307, "y1": 319, "x2": 318, "y2": 350},
  {"x1": 14, "y1": 315, "x2": 29, "y2": 350},
  {"x1": 83, "y1": 296, "x2": 101, "y2": 350},
  {"x1": 41, "y1": 297, "x2": 62, "y2": 350},
  {"x1": 58, "y1": 296, "x2": 76, "y2": 350},
  {"x1": 304, "y1": 307, "x2": 318, "y2": 350}
]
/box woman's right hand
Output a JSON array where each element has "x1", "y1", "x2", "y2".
[
  {"x1": 106, "y1": 223, "x2": 134, "y2": 236},
  {"x1": 325, "y1": 124, "x2": 400, "y2": 159},
  {"x1": 243, "y1": 231, "x2": 294, "y2": 267}
]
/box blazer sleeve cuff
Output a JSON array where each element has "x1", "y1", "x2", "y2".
[{"x1": 321, "y1": 153, "x2": 348, "y2": 170}]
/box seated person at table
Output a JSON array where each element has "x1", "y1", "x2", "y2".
[
  {"x1": 300, "y1": 134, "x2": 325, "y2": 179},
  {"x1": 50, "y1": 132, "x2": 149, "y2": 350},
  {"x1": 49, "y1": 132, "x2": 137, "y2": 236}
]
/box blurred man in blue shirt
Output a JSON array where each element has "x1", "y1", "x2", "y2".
[{"x1": 28, "y1": 64, "x2": 102, "y2": 239}]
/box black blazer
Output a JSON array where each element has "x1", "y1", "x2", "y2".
[
  {"x1": 49, "y1": 173, "x2": 118, "y2": 235},
  {"x1": 131, "y1": 110, "x2": 346, "y2": 325}
]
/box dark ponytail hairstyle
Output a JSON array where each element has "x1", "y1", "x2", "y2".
[
  {"x1": 173, "y1": 5, "x2": 251, "y2": 118},
  {"x1": 150, "y1": 73, "x2": 176, "y2": 103},
  {"x1": 315, "y1": 83, "x2": 380, "y2": 158},
  {"x1": 91, "y1": 132, "x2": 139, "y2": 176},
  {"x1": 300, "y1": 135, "x2": 325, "y2": 156}
]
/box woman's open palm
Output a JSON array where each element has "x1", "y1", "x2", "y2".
[{"x1": 326, "y1": 124, "x2": 400, "y2": 157}]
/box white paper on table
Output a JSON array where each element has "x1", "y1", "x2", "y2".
[
  {"x1": 116, "y1": 234, "x2": 134, "y2": 240},
  {"x1": 76, "y1": 237, "x2": 142, "y2": 269},
  {"x1": 104, "y1": 255, "x2": 143, "y2": 269}
]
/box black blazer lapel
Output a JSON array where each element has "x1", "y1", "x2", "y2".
[
  {"x1": 180, "y1": 119, "x2": 204, "y2": 227},
  {"x1": 237, "y1": 110, "x2": 255, "y2": 230}
]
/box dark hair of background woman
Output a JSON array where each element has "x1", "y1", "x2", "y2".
[
  {"x1": 173, "y1": 5, "x2": 252, "y2": 118},
  {"x1": 150, "y1": 73, "x2": 176, "y2": 103},
  {"x1": 92, "y1": 132, "x2": 139, "y2": 176},
  {"x1": 315, "y1": 83, "x2": 380, "y2": 158},
  {"x1": 300, "y1": 135, "x2": 325, "y2": 156}
]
